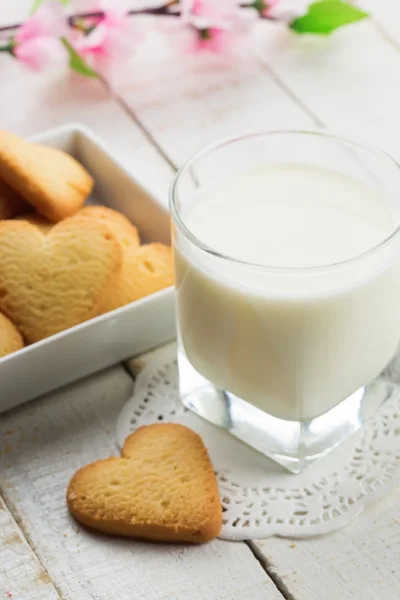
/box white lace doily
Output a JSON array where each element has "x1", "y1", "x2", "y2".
[{"x1": 117, "y1": 343, "x2": 400, "y2": 540}]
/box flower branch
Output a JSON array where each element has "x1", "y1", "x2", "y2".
[{"x1": 1, "y1": 0, "x2": 369, "y2": 78}]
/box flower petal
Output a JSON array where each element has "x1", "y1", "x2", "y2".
[
  {"x1": 14, "y1": 36, "x2": 69, "y2": 71},
  {"x1": 16, "y1": 0, "x2": 68, "y2": 42}
]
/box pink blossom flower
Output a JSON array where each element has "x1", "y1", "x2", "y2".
[
  {"x1": 265, "y1": 0, "x2": 310, "y2": 22},
  {"x1": 14, "y1": 37, "x2": 68, "y2": 71},
  {"x1": 14, "y1": 0, "x2": 68, "y2": 71},
  {"x1": 16, "y1": 0, "x2": 67, "y2": 41},
  {"x1": 179, "y1": 0, "x2": 254, "y2": 53},
  {"x1": 69, "y1": 1, "x2": 139, "y2": 79}
]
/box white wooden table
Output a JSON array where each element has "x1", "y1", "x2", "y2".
[{"x1": 1, "y1": 2, "x2": 400, "y2": 598}]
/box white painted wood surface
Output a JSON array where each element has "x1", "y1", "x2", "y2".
[{"x1": 1, "y1": 1, "x2": 400, "y2": 598}]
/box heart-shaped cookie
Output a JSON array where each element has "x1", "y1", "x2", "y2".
[
  {"x1": 16, "y1": 205, "x2": 142, "y2": 243},
  {"x1": 0, "y1": 130, "x2": 93, "y2": 221},
  {"x1": 15, "y1": 212, "x2": 54, "y2": 235},
  {"x1": 76, "y1": 205, "x2": 140, "y2": 249},
  {"x1": 0, "y1": 219, "x2": 122, "y2": 343},
  {"x1": 67, "y1": 424, "x2": 222, "y2": 543},
  {"x1": 99, "y1": 243, "x2": 174, "y2": 313}
]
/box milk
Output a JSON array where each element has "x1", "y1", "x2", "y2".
[{"x1": 174, "y1": 164, "x2": 400, "y2": 422}]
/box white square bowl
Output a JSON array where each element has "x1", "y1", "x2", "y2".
[{"x1": 0, "y1": 124, "x2": 176, "y2": 413}]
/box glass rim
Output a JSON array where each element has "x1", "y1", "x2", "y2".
[{"x1": 169, "y1": 129, "x2": 400, "y2": 274}]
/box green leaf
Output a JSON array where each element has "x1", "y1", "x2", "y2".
[
  {"x1": 61, "y1": 38, "x2": 98, "y2": 78},
  {"x1": 290, "y1": 1, "x2": 368, "y2": 35},
  {"x1": 31, "y1": 0, "x2": 69, "y2": 15}
]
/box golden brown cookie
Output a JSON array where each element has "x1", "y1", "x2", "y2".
[
  {"x1": 76, "y1": 205, "x2": 140, "y2": 249},
  {"x1": 17, "y1": 205, "x2": 141, "y2": 243},
  {"x1": 67, "y1": 423, "x2": 222, "y2": 543},
  {"x1": 0, "y1": 131, "x2": 94, "y2": 221},
  {"x1": 100, "y1": 243, "x2": 174, "y2": 313},
  {"x1": 15, "y1": 212, "x2": 53, "y2": 235},
  {"x1": 0, "y1": 178, "x2": 30, "y2": 219},
  {"x1": 0, "y1": 219, "x2": 122, "y2": 344},
  {"x1": 0, "y1": 312, "x2": 24, "y2": 358}
]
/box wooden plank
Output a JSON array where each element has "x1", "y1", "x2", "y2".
[
  {"x1": 253, "y1": 487, "x2": 400, "y2": 600},
  {"x1": 0, "y1": 365, "x2": 282, "y2": 600},
  {"x1": 0, "y1": 498, "x2": 60, "y2": 600},
  {"x1": 253, "y1": 19, "x2": 400, "y2": 160},
  {"x1": 117, "y1": 33, "x2": 316, "y2": 166}
]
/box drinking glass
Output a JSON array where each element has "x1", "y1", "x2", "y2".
[{"x1": 169, "y1": 130, "x2": 400, "y2": 472}]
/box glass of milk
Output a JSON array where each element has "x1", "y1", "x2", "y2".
[{"x1": 170, "y1": 130, "x2": 400, "y2": 472}]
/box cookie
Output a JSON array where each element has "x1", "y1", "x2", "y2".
[
  {"x1": 0, "y1": 178, "x2": 29, "y2": 219},
  {"x1": 77, "y1": 208, "x2": 171, "y2": 312},
  {"x1": 0, "y1": 312, "x2": 24, "y2": 358},
  {"x1": 0, "y1": 131, "x2": 94, "y2": 221},
  {"x1": 76, "y1": 205, "x2": 140, "y2": 249},
  {"x1": 100, "y1": 243, "x2": 174, "y2": 313},
  {"x1": 15, "y1": 212, "x2": 53, "y2": 235},
  {"x1": 0, "y1": 218, "x2": 122, "y2": 343},
  {"x1": 17, "y1": 205, "x2": 141, "y2": 244},
  {"x1": 67, "y1": 423, "x2": 222, "y2": 543}
]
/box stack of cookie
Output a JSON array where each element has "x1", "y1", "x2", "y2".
[{"x1": 0, "y1": 130, "x2": 174, "y2": 358}]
